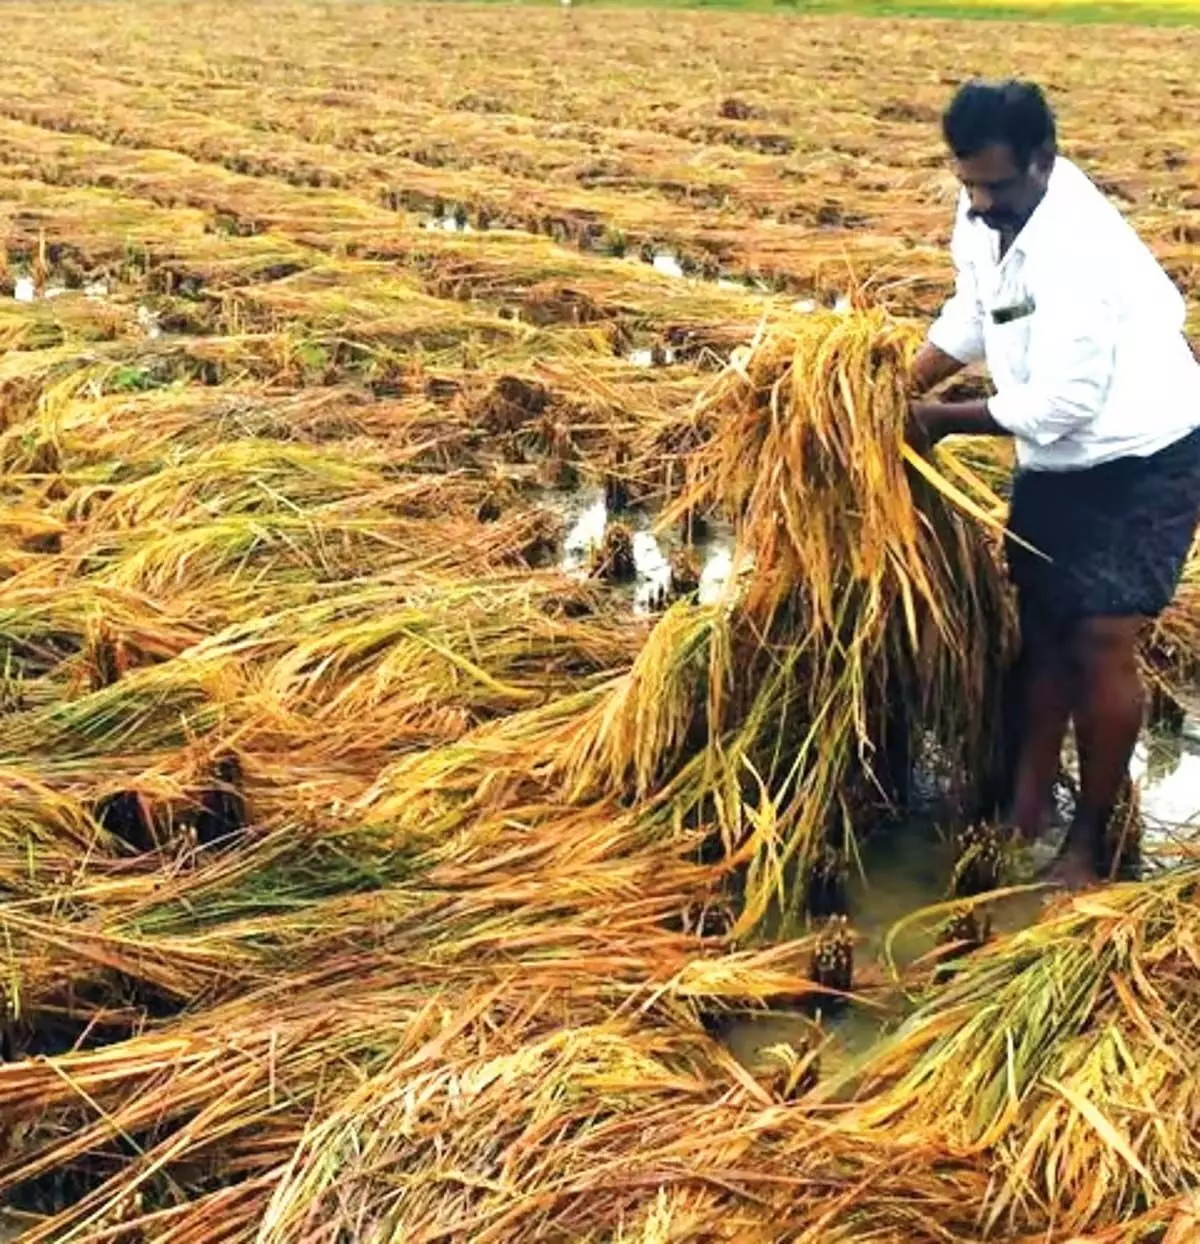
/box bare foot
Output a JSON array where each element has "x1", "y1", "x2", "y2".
[{"x1": 1042, "y1": 847, "x2": 1100, "y2": 891}]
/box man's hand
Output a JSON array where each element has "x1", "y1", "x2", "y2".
[
  {"x1": 905, "y1": 402, "x2": 939, "y2": 455},
  {"x1": 905, "y1": 399, "x2": 1011, "y2": 450}
]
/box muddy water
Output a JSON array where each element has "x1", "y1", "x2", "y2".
[{"x1": 724, "y1": 717, "x2": 1200, "y2": 1080}]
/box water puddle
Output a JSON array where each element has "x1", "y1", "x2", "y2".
[
  {"x1": 136, "y1": 303, "x2": 162, "y2": 340},
  {"x1": 12, "y1": 277, "x2": 111, "y2": 304},
  {"x1": 723, "y1": 712, "x2": 1200, "y2": 1085},
  {"x1": 630, "y1": 530, "x2": 671, "y2": 611},
  {"x1": 626, "y1": 345, "x2": 677, "y2": 368},
  {"x1": 421, "y1": 207, "x2": 475, "y2": 234},
  {"x1": 557, "y1": 487, "x2": 735, "y2": 612},
  {"x1": 697, "y1": 545, "x2": 734, "y2": 602},
  {"x1": 10, "y1": 276, "x2": 162, "y2": 342},
  {"x1": 634, "y1": 247, "x2": 845, "y2": 315},
  {"x1": 1129, "y1": 725, "x2": 1200, "y2": 864},
  {"x1": 559, "y1": 492, "x2": 607, "y2": 573},
  {"x1": 787, "y1": 295, "x2": 847, "y2": 315},
  {"x1": 651, "y1": 251, "x2": 686, "y2": 280}
]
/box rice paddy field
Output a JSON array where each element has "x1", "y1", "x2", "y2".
[{"x1": 4, "y1": 0, "x2": 1200, "y2": 1240}]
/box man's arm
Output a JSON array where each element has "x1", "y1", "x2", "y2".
[
  {"x1": 984, "y1": 279, "x2": 1117, "y2": 447},
  {"x1": 909, "y1": 397, "x2": 1010, "y2": 446},
  {"x1": 910, "y1": 342, "x2": 969, "y2": 397},
  {"x1": 915, "y1": 212, "x2": 985, "y2": 396},
  {"x1": 911, "y1": 276, "x2": 1118, "y2": 451},
  {"x1": 908, "y1": 235, "x2": 997, "y2": 445}
]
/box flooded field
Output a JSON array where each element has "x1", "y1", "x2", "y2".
[
  {"x1": 2, "y1": 2, "x2": 1200, "y2": 1241},
  {"x1": 725, "y1": 711, "x2": 1200, "y2": 1077}
]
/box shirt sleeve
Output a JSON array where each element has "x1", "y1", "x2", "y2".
[
  {"x1": 928, "y1": 240, "x2": 986, "y2": 366},
  {"x1": 986, "y1": 276, "x2": 1119, "y2": 447}
]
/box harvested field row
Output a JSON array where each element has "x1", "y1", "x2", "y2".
[{"x1": 1, "y1": 5, "x2": 1199, "y2": 287}]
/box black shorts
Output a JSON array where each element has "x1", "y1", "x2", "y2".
[{"x1": 1006, "y1": 425, "x2": 1200, "y2": 631}]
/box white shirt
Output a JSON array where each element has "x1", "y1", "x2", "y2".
[{"x1": 928, "y1": 156, "x2": 1200, "y2": 471}]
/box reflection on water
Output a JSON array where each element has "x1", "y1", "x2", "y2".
[
  {"x1": 11, "y1": 277, "x2": 114, "y2": 305},
  {"x1": 137, "y1": 303, "x2": 162, "y2": 339},
  {"x1": 1133, "y1": 730, "x2": 1200, "y2": 823},
  {"x1": 631, "y1": 531, "x2": 670, "y2": 611},
  {"x1": 557, "y1": 488, "x2": 735, "y2": 613},
  {"x1": 559, "y1": 492, "x2": 607, "y2": 574},
  {"x1": 697, "y1": 546, "x2": 734, "y2": 605},
  {"x1": 1130, "y1": 724, "x2": 1200, "y2": 866}
]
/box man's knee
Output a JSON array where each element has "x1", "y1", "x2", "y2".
[{"x1": 1069, "y1": 616, "x2": 1144, "y2": 681}]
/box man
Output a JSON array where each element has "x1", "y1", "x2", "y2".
[{"x1": 908, "y1": 79, "x2": 1200, "y2": 887}]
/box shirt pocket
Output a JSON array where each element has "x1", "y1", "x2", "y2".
[{"x1": 983, "y1": 298, "x2": 1034, "y2": 386}]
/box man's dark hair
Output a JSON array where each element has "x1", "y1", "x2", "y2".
[{"x1": 942, "y1": 80, "x2": 1057, "y2": 170}]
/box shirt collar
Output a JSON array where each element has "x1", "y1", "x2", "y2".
[
  {"x1": 961, "y1": 156, "x2": 1066, "y2": 263},
  {"x1": 1003, "y1": 156, "x2": 1064, "y2": 260}
]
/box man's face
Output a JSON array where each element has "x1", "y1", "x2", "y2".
[{"x1": 952, "y1": 142, "x2": 1051, "y2": 234}]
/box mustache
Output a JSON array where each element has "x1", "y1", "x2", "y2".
[
  {"x1": 967, "y1": 207, "x2": 1016, "y2": 224},
  {"x1": 967, "y1": 206, "x2": 1023, "y2": 231}
]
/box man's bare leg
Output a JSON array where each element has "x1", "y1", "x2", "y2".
[
  {"x1": 1007, "y1": 629, "x2": 1074, "y2": 842},
  {"x1": 1049, "y1": 616, "x2": 1145, "y2": 888}
]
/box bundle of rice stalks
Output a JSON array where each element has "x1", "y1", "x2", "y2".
[
  {"x1": 60, "y1": 441, "x2": 396, "y2": 529},
  {"x1": 257, "y1": 577, "x2": 639, "y2": 734},
  {"x1": 11, "y1": 383, "x2": 430, "y2": 471},
  {"x1": 563, "y1": 310, "x2": 1012, "y2": 928},
  {"x1": 0, "y1": 770, "x2": 112, "y2": 898},
  {"x1": 837, "y1": 867, "x2": 1200, "y2": 1236},
  {"x1": 752, "y1": 1032, "x2": 821, "y2": 1101},
  {"x1": 937, "y1": 903, "x2": 993, "y2": 958},
  {"x1": 0, "y1": 654, "x2": 236, "y2": 763},
  {"x1": 0, "y1": 772, "x2": 851, "y2": 1240},
  {"x1": 80, "y1": 616, "x2": 131, "y2": 691},
  {"x1": 0, "y1": 582, "x2": 211, "y2": 683},
  {"x1": 669, "y1": 307, "x2": 1011, "y2": 648}
]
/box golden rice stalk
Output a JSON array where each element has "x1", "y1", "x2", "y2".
[
  {"x1": 666, "y1": 308, "x2": 1009, "y2": 639},
  {"x1": 560, "y1": 602, "x2": 718, "y2": 802},
  {"x1": 559, "y1": 310, "x2": 1014, "y2": 923},
  {"x1": 835, "y1": 868, "x2": 1200, "y2": 1236}
]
